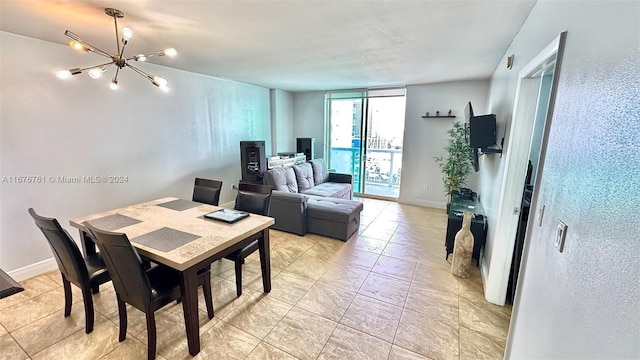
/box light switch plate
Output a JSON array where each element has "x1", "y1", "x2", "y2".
[
  {"x1": 554, "y1": 220, "x2": 567, "y2": 252},
  {"x1": 537, "y1": 202, "x2": 545, "y2": 226}
]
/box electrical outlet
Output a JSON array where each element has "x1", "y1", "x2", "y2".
[
  {"x1": 537, "y1": 202, "x2": 545, "y2": 226},
  {"x1": 554, "y1": 220, "x2": 567, "y2": 252}
]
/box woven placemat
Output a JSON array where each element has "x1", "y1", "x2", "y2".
[
  {"x1": 157, "y1": 199, "x2": 202, "y2": 211},
  {"x1": 131, "y1": 227, "x2": 200, "y2": 252},
  {"x1": 87, "y1": 214, "x2": 141, "y2": 231}
]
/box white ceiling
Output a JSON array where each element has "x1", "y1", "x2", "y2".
[{"x1": 0, "y1": 0, "x2": 536, "y2": 92}]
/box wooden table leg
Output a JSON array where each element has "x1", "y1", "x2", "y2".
[
  {"x1": 258, "y1": 229, "x2": 271, "y2": 293},
  {"x1": 180, "y1": 267, "x2": 200, "y2": 355}
]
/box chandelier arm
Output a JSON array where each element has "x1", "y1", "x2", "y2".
[
  {"x1": 77, "y1": 61, "x2": 116, "y2": 72},
  {"x1": 126, "y1": 63, "x2": 153, "y2": 79},
  {"x1": 64, "y1": 31, "x2": 112, "y2": 58}
]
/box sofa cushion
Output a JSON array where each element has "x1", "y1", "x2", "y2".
[
  {"x1": 264, "y1": 167, "x2": 298, "y2": 193},
  {"x1": 306, "y1": 196, "x2": 363, "y2": 222},
  {"x1": 293, "y1": 163, "x2": 315, "y2": 192},
  {"x1": 302, "y1": 182, "x2": 351, "y2": 199},
  {"x1": 309, "y1": 159, "x2": 330, "y2": 185}
]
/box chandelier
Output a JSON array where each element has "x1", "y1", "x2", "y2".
[{"x1": 55, "y1": 8, "x2": 176, "y2": 91}]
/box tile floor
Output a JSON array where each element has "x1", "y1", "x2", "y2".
[{"x1": 0, "y1": 198, "x2": 512, "y2": 360}]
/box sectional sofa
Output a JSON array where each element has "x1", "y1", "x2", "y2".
[{"x1": 263, "y1": 159, "x2": 363, "y2": 241}]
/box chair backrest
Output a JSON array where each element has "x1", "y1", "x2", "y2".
[
  {"x1": 234, "y1": 183, "x2": 273, "y2": 216},
  {"x1": 192, "y1": 178, "x2": 223, "y2": 206},
  {"x1": 28, "y1": 208, "x2": 90, "y2": 286},
  {"x1": 83, "y1": 222, "x2": 153, "y2": 309}
]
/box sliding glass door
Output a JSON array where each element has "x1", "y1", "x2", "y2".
[{"x1": 326, "y1": 88, "x2": 406, "y2": 198}]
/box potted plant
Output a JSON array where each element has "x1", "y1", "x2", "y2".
[{"x1": 434, "y1": 121, "x2": 474, "y2": 208}]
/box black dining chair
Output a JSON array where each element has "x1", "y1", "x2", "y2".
[
  {"x1": 83, "y1": 222, "x2": 214, "y2": 360},
  {"x1": 28, "y1": 208, "x2": 111, "y2": 334},
  {"x1": 192, "y1": 178, "x2": 223, "y2": 206},
  {"x1": 224, "y1": 183, "x2": 272, "y2": 296}
]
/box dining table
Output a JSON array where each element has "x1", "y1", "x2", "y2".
[{"x1": 69, "y1": 197, "x2": 274, "y2": 356}]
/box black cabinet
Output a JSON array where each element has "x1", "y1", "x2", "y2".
[{"x1": 445, "y1": 194, "x2": 487, "y2": 266}]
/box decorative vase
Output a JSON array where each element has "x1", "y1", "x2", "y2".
[{"x1": 451, "y1": 211, "x2": 474, "y2": 278}]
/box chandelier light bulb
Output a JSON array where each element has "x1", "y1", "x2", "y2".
[
  {"x1": 152, "y1": 75, "x2": 168, "y2": 87},
  {"x1": 55, "y1": 70, "x2": 72, "y2": 79},
  {"x1": 121, "y1": 27, "x2": 133, "y2": 42},
  {"x1": 109, "y1": 79, "x2": 119, "y2": 90},
  {"x1": 88, "y1": 67, "x2": 106, "y2": 79},
  {"x1": 134, "y1": 54, "x2": 146, "y2": 62},
  {"x1": 163, "y1": 48, "x2": 177, "y2": 57},
  {"x1": 69, "y1": 40, "x2": 84, "y2": 51}
]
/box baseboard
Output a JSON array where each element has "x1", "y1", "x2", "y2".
[
  {"x1": 397, "y1": 197, "x2": 447, "y2": 209},
  {"x1": 8, "y1": 258, "x2": 57, "y2": 282}
]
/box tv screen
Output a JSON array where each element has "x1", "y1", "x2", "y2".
[{"x1": 465, "y1": 101, "x2": 497, "y2": 149}]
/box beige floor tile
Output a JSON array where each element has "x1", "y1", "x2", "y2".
[
  {"x1": 246, "y1": 341, "x2": 299, "y2": 360},
  {"x1": 405, "y1": 284, "x2": 458, "y2": 323},
  {"x1": 0, "y1": 334, "x2": 29, "y2": 360},
  {"x1": 180, "y1": 321, "x2": 260, "y2": 360},
  {"x1": 92, "y1": 286, "x2": 119, "y2": 317},
  {"x1": 285, "y1": 253, "x2": 332, "y2": 280},
  {"x1": 358, "y1": 272, "x2": 410, "y2": 307},
  {"x1": 0, "y1": 324, "x2": 6, "y2": 337},
  {"x1": 382, "y1": 242, "x2": 423, "y2": 262},
  {"x1": 209, "y1": 258, "x2": 236, "y2": 275},
  {"x1": 340, "y1": 294, "x2": 402, "y2": 343},
  {"x1": 222, "y1": 293, "x2": 292, "y2": 339},
  {"x1": 99, "y1": 336, "x2": 169, "y2": 360},
  {"x1": 459, "y1": 296, "x2": 511, "y2": 340},
  {"x1": 264, "y1": 307, "x2": 337, "y2": 360},
  {"x1": 0, "y1": 290, "x2": 65, "y2": 331},
  {"x1": 268, "y1": 243, "x2": 309, "y2": 268},
  {"x1": 0, "y1": 274, "x2": 60, "y2": 311},
  {"x1": 459, "y1": 326, "x2": 507, "y2": 360},
  {"x1": 317, "y1": 263, "x2": 369, "y2": 292},
  {"x1": 210, "y1": 276, "x2": 256, "y2": 319},
  {"x1": 333, "y1": 248, "x2": 380, "y2": 270},
  {"x1": 250, "y1": 270, "x2": 315, "y2": 305},
  {"x1": 12, "y1": 306, "x2": 107, "y2": 356},
  {"x1": 346, "y1": 235, "x2": 388, "y2": 254},
  {"x1": 371, "y1": 255, "x2": 417, "y2": 281},
  {"x1": 395, "y1": 309, "x2": 459, "y2": 360},
  {"x1": 31, "y1": 319, "x2": 121, "y2": 360},
  {"x1": 361, "y1": 220, "x2": 399, "y2": 241},
  {"x1": 296, "y1": 282, "x2": 356, "y2": 322},
  {"x1": 388, "y1": 345, "x2": 430, "y2": 359},
  {"x1": 412, "y1": 263, "x2": 459, "y2": 295},
  {"x1": 318, "y1": 324, "x2": 392, "y2": 360}
]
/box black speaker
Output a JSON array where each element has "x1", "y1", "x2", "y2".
[
  {"x1": 240, "y1": 141, "x2": 266, "y2": 182},
  {"x1": 469, "y1": 114, "x2": 497, "y2": 149},
  {"x1": 296, "y1": 137, "x2": 315, "y2": 161}
]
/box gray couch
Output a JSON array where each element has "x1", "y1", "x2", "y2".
[{"x1": 264, "y1": 159, "x2": 363, "y2": 241}]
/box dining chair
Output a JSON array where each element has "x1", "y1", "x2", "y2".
[
  {"x1": 224, "y1": 182, "x2": 272, "y2": 296},
  {"x1": 28, "y1": 208, "x2": 111, "y2": 334},
  {"x1": 192, "y1": 178, "x2": 223, "y2": 206},
  {"x1": 83, "y1": 222, "x2": 214, "y2": 360}
]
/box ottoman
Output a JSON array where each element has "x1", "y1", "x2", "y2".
[{"x1": 306, "y1": 196, "x2": 363, "y2": 241}]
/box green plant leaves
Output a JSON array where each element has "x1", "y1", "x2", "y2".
[{"x1": 433, "y1": 122, "x2": 474, "y2": 195}]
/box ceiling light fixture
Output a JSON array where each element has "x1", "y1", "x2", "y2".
[{"x1": 55, "y1": 8, "x2": 176, "y2": 91}]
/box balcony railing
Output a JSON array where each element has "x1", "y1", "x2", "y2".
[{"x1": 330, "y1": 146, "x2": 402, "y2": 196}]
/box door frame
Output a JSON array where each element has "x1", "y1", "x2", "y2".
[{"x1": 484, "y1": 32, "x2": 567, "y2": 305}]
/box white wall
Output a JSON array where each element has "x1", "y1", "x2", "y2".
[
  {"x1": 0, "y1": 32, "x2": 272, "y2": 276},
  {"x1": 478, "y1": 1, "x2": 640, "y2": 358},
  {"x1": 270, "y1": 89, "x2": 295, "y2": 154},
  {"x1": 292, "y1": 91, "x2": 325, "y2": 159},
  {"x1": 400, "y1": 81, "x2": 489, "y2": 208}
]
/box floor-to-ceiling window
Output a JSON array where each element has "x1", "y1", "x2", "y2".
[{"x1": 326, "y1": 88, "x2": 406, "y2": 198}]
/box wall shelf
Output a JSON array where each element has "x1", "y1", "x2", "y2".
[{"x1": 421, "y1": 115, "x2": 456, "y2": 119}]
